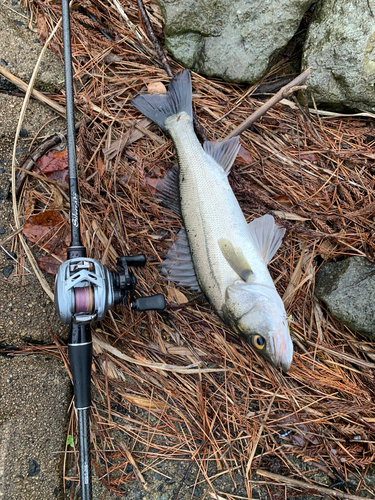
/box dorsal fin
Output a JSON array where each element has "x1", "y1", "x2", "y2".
[
  {"x1": 247, "y1": 214, "x2": 285, "y2": 264},
  {"x1": 203, "y1": 137, "x2": 240, "y2": 174}
]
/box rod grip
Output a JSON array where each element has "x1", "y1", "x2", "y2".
[{"x1": 68, "y1": 324, "x2": 92, "y2": 409}]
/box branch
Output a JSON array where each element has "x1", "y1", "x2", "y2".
[
  {"x1": 256, "y1": 470, "x2": 366, "y2": 500},
  {"x1": 225, "y1": 68, "x2": 311, "y2": 139},
  {"x1": 136, "y1": 0, "x2": 173, "y2": 77}
]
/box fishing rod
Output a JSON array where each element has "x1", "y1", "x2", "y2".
[{"x1": 55, "y1": 2, "x2": 165, "y2": 498}]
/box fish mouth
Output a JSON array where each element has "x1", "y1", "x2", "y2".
[{"x1": 270, "y1": 327, "x2": 293, "y2": 373}]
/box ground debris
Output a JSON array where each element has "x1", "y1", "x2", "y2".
[{"x1": 18, "y1": 0, "x2": 375, "y2": 497}]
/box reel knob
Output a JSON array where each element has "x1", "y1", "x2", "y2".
[{"x1": 131, "y1": 294, "x2": 166, "y2": 312}]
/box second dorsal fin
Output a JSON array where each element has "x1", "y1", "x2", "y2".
[{"x1": 203, "y1": 137, "x2": 240, "y2": 174}]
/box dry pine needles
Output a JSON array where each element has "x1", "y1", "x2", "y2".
[{"x1": 15, "y1": 0, "x2": 375, "y2": 497}]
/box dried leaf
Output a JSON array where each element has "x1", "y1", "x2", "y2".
[
  {"x1": 35, "y1": 150, "x2": 68, "y2": 185},
  {"x1": 147, "y1": 81, "x2": 167, "y2": 94},
  {"x1": 167, "y1": 286, "x2": 189, "y2": 304},
  {"x1": 119, "y1": 392, "x2": 165, "y2": 409},
  {"x1": 300, "y1": 153, "x2": 318, "y2": 163},
  {"x1": 23, "y1": 194, "x2": 35, "y2": 218},
  {"x1": 272, "y1": 210, "x2": 309, "y2": 221},
  {"x1": 144, "y1": 176, "x2": 163, "y2": 194},
  {"x1": 273, "y1": 194, "x2": 293, "y2": 207},
  {"x1": 37, "y1": 254, "x2": 65, "y2": 275},
  {"x1": 49, "y1": 186, "x2": 64, "y2": 209},
  {"x1": 48, "y1": 169, "x2": 68, "y2": 184},
  {"x1": 98, "y1": 155, "x2": 106, "y2": 178},
  {"x1": 237, "y1": 145, "x2": 254, "y2": 165},
  {"x1": 23, "y1": 210, "x2": 70, "y2": 254}
]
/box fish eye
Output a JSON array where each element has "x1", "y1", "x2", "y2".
[{"x1": 252, "y1": 335, "x2": 266, "y2": 350}]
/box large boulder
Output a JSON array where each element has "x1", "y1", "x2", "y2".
[
  {"x1": 315, "y1": 257, "x2": 375, "y2": 339},
  {"x1": 158, "y1": 0, "x2": 315, "y2": 83},
  {"x1": 302, "y1": 0, "x2": 375, "y2": 112}
]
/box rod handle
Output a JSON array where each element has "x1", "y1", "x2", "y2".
[{"x1": 68, "y1": 323, "x2": 92, "y2": 410}]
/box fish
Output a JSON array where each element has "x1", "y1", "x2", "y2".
[{"x1": 132, "y1": 70, "x2": 293, "y2": 372}]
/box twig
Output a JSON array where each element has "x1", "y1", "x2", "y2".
[
  {"x1": 256, "y1": 470, "x2": 368, "y2": 500},
  {"x1": 136, "y1": 0, "x2": 173, "y2": 77},
  {"x1": 16, "y1": 167, "x2": 69, "y2": 191},
  {"x1": 119, "y1": 442, "x2": 148, "y2": 489},
  {"x1": 0, "y1": 226, "x2": 24, "y2": 247},
  {"x1": 0, "y1": 67, "x2": 66, "y2": 117},
  {"x1": 246, "y1": 391, "x2": 278, "y2": 475},
  {"x1": 224, "y1": 69, "x2": 310, "y2": 139}
]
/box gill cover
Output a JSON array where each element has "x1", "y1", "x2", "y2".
[{"x1": 224, "y1": 281, "x2": 293, "y2": 372}]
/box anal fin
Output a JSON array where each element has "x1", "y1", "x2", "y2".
[
  {"x1": 161, "y1": 227, "x2": 201, "y2": 291},
  {"x1": 153, "y1": 164, "x2": 181, "y2": 216}
]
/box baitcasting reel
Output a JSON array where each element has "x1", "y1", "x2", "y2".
[{"x1": 54, "y1": 254, "x2": 166, "y2": 325}]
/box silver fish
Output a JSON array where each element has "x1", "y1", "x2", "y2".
[{"x1": 132, "y1": 70, "x2": 293, "y2": 371}]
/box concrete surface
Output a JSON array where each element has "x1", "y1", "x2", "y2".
[
  {"x1": 0, "y1": 0, "x2": 64, "y2": 92},
  {"x1": 0, "y1": 356, "x2": 71, "y2": 499}
]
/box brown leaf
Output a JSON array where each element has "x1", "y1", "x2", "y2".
[
  {"x1": 49, "y1": 186, "x2": 64, "y2": 210},
  {"x1": 98, "y1": 155, "x2": 106, "y2": 178},
  {"x1": 23, "y1": 210, "x2": 70, "y2": 254},
  {"x1": 236, "y1": 145, "x2": 254, "y2": 165},
  {"x1": 300, "y1": 153, "x2": 318, "y2": 163},
  {"x1": 48, "y1": 169, "x2": 69, "y2": 184},
  {"x1": 36, "y1": 14, "x2": 49, "y2": 44},
  {"x1": 273, "y1": 194, "x2": 293, "y2": 207},
  {"x1": 23, "y1": 194, "x2": 35, "y2": 219},
  {"x1": 37, "y1": 254, "x2": 66, "y2": 275},
  {"x1": 147, "y1": 81, "x2": 167, "y2": 94},
  {"x1": 34, "y1": 149, "x2": 68, "y2": 177},
  {"x1": 167, "y1": 286, "x2": 189, "y2": 304},
  {"x1": 144, "y1": 176, "x2": 163, "y2": 195}
]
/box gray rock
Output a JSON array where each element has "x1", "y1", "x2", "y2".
[
  {"x1": 315, "y1": 256, "x2": 375, "y2": 338},
  {"x1": 158, "y1": 0, "x2": 314, "y2": 83},
  {"x1": 2, "y1": 263, "x2": 14, "y2": 278},
  {"x1": 302, "y1": 0, "x2": 375, "y2": 112}
]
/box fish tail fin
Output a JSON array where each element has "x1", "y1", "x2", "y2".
[{"x1": 131, "y1": 70, "x2": 193, "y2": 131}]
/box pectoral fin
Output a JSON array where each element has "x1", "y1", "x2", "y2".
[{"x1": 218, "y1": 238, "x2": 253, "y2": 282}]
